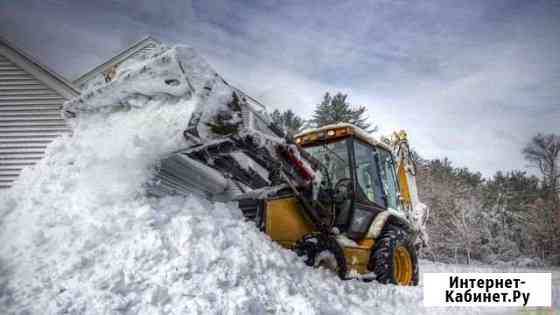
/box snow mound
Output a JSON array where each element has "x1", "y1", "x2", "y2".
[{"x1": 0, "y1": 46, "x2": 493, "y2": 315}]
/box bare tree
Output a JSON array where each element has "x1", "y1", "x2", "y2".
[
  {"x1": 523, "y1": 133, "x2": 560, "y2": 264},
  {"x1": 523, "y1": 133, "x2": 560, "y2": 200},
  {"x1": 449, "y1": 193, "x2": 483, "y2": 264},
  {"x1": 417, "y1": 158, "x2": 486, "y2": 264}
]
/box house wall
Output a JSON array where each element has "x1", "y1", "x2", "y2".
[
  {"x1": 0, "y1": 36, "x2": 158, "y2": 190},
  {"x1": 0, "y1": 52, "x2": 71, "y2": 189}
]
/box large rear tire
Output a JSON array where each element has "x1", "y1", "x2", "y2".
[{"x1": 369, "y1": 225, "x2": 419, "y2": 286}]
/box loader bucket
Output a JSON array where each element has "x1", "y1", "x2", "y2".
[
  {"x1": 61, "y1": 46, "x2": 292, "y2": 202},
  {"x1": 147, "y1": 151, "x2": 232, "y2": 200},
  {"x1": 63, "y1": 46, "x2": 218, "y2": 117}
]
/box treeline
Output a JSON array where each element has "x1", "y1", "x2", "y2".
[
  {"x1": 272, "y1": 92, "x2": 560, "y2": 266},
  {"x1": 416, "y1": 156, "x2": 559, "y2": 266}
]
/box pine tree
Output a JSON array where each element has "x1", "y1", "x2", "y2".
[
  {"x1": 270, "y1": 109, "x2": 305, "y2": 136},
  {"x1": 310, "y1": 92, "x2": 377, "y2": 132}
]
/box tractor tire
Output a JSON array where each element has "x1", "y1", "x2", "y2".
[
  {"x1": 369, "y1": 225, "x2": 419, "y2": 286},
  {"x1": 295, "y1": 233, "x2": 347, "y2": 280}
]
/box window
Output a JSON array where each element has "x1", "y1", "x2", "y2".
[
  {"x1": 377, "y1": 149, "x2": 399, "y2": 209},
  {"x1": 304, "y1": 140, "x2": 350, "y2": 185},
  {"x1": 305, "y1": 140, "x2": 352, "y2": 228},
  {"x1": 353, "y1": 141, "x2": 384, "y2": 206}
]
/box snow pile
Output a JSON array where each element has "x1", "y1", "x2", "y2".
[
  {"x1": 0, "y1": 46, "x2": 538, "y2": 315},
  {"x1": 0, "y1": 94, "x2": 417, "y2": 315}
]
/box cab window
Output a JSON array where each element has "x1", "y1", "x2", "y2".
[
  {"x1": 353, "y1": 141, "x2": 384, "y2": 207},
  {"x1": 304, "y1": 140, "x2": 350, "y2": 185},
  {"x1": 377, "y1": 148, "x2": 399, "y2": 209}
]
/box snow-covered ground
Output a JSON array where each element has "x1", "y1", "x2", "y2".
[
  {"x1": 421, "y1": 261, "x2": 560, "y2": 314},
  {"x1": 0, "y1": 46, "x2": 557, "y2": 315}
]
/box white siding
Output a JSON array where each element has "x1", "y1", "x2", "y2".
[{"x1": 0, "y1": 53, "x2": 69, "y2": 189}]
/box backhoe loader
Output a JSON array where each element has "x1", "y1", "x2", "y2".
[
  {"x1": 237, "y1": 125, "x2": 424, "y2": 284},
  {"x1": 63, "y1": 45, "x2": 427, "y2": 285}
]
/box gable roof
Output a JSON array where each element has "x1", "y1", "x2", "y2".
[
  {"x1": 0, "y1": 37, "x2": 79, "y2": 98},
  {"x1": 73, "y1": 36, "x2": 161, "y2": 88}
]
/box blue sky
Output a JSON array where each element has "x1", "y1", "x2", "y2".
[{"x1": 1, "y1": 0, "x2": 559, "y2": 177}]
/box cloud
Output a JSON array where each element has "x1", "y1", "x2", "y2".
[{"x1": 1, "y1": 0, "x2": 558, "y2": 177}]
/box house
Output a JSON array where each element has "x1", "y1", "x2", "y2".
[
  {"x1": 0, "y1": 35, "x2": 162, "y2": 189},
  {"x1": 0, "y1": 37, "x2": 79, "y2": 189}
]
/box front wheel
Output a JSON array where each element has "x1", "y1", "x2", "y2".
[
  {"x1": 369, "y1": 225, "x2": 419, "y2": 286},
  {"x1": 295, "y1": 233, "x2": 348, "y2": 280}
]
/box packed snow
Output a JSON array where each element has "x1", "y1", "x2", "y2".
[{"x1": 1, "y1": 46, "x2": 558, "y2": 315}]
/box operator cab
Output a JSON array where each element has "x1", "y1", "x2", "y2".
[{"x1": 295, "y1": 124, "x2": 401, "y2": 240}]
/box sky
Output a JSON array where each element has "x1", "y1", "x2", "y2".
[{"x1": 1, "y1": 0, "x2": 559, "y2": 177}]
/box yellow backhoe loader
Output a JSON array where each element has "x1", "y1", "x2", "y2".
[{"x1": 243, "y1": 124, "x2": 423, "y2": 284}]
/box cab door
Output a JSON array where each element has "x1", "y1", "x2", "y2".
[
  {"x1": 377, "y1": 148, "x2": 401, "y2": 210},
  {"x1": 347, "y1": 139, "x2": 386, "y2": 239}
]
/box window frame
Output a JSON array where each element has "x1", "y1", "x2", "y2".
[
  {"x1": 303, "y1": 138, "x2": 358, "y2": 231},
  {"x1": 351, "y1": 139, "x2": 386, "y2": 208},
  {"x1": 376, "y1": 147, "x2": 402, "y2": 210},
  {"x1": 343, "y1": 137, "x2": 387, "y2": 238}
]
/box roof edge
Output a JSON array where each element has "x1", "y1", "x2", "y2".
[
  {"x1": 73, "y1": 35, "x2": 161, "y2": 86},
  {"x1": 0, "y1": 36, "x2": 80, "y2": 98}
]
